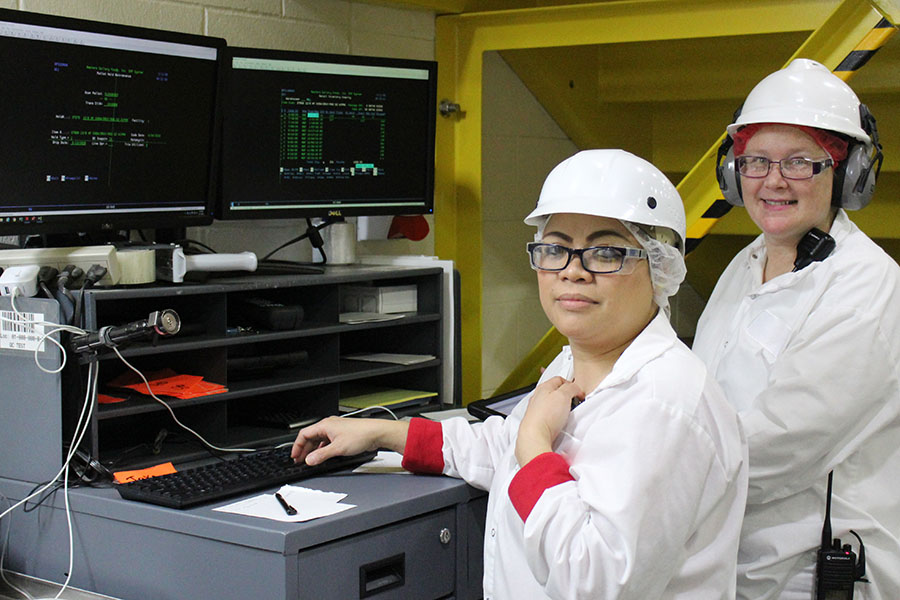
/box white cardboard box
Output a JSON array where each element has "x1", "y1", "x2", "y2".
[{"x1": 342, "y1": 284, "x2": 418, "y2": 314}]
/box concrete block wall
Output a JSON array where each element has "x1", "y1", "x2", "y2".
[{"x1": 480, "y1": 51, "x2": 577, "y2": 397}]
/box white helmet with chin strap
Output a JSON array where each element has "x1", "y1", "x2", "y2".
[{"x1": 525, "y1": 149, "x2": 687, "y2": 310}]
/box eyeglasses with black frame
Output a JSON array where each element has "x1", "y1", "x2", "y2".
[
  {"x1": 526, "y1": 242, "x2": 648, "y2": 275},
  {"x1": 736, "y1": 155, "x2": 834, "y2": 180}
]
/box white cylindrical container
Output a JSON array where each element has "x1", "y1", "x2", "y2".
[{"x1": 324, "y1": 221, "x2": 357, "y2": 264}]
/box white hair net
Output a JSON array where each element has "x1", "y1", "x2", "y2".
[
  {"x1": 621, "y1": 221, "x2": 686, "y2": 313},
  {"x1": 533, "y1": 216, "x2": 550, "y2": 241}
]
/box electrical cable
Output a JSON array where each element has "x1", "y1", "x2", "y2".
[
  {"x1": 21, "y1": 481, "x2": 63, "y2": 514},
  {"x1": 0, "y1": 287, "x2": 87, "y2": 374},
  {"x1": 54, "y1": 266, "x2": 81, "y2": 326},
  {"x1": 0, "y1": 361, "x2": 97, "y2": 600},
  {"x1": 341, "y1": 405, "x2": 399, "y2": 420},
  {"x1": 36, "y1": 267, "x2": 58, "y2": 302},
  {"x1": 111, "y1": 348, "x2": 257, "y2": 454},
  {"x1": 71, "y1": 265, "x2": 106, "y2": 329},
  {"x1": 261, "y1": 218, "x2": 331, "y2": 262},
  {"x1": 50, "y1": 289, "x2": 75, "y2": 327},
  {"x1": 2, "y1": 285, "x2": 403, "y2": 597},
  {"x1": 272, "y1": 405, "x2": 400, "y2": 451},
  {"x1": 174, "y1": 238, "x2": 217, "y2": 255},
  {"x1": 0, "y1": 491, "x2": 38, "y2": 600}
]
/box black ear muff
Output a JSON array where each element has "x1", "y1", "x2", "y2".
[
  {"x1": 835, "y1": 104, "x2": 882, "y2": 210},
  {"x1": 716, "y1": 105, "x2": 744, "y2": 206},
  {"x1": 716, "y1": 135, "x2": 744, "y2": 206}
]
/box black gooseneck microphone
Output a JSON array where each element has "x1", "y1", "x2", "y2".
[{"x1": 70, "y1": 309, "x2": 181, "y2": 354}]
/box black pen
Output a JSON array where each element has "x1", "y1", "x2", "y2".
[{"x1": 275, "y1": 492, "x2": 297, "y2": 516}]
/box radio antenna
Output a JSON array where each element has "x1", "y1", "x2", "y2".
[{"x1": 821, "y1": 471, "x2": 834, "y2": 549}]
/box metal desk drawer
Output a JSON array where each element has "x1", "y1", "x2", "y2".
[{"x1": 296, "y1": 507, "x2": 456, "y2": 599}]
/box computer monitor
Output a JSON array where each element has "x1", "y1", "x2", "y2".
[
  {"x1": 217, "y1": 47, "x2": 437, "y2": 221},
  {"x1": 0, "y1": 9, "x2": 225, "y2": 239}
]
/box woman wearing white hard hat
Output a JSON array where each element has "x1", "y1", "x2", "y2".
[
  {"x1": 694, "y1": 58, "x2": 900, "y2": 599},
  {"x1": 293, "y1": 149, "x2": 748, "y2": 599}
]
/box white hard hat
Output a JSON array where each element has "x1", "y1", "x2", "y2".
[
  {"x1": 524, "y1": 149, "x2": 686, "y2": 252},
  {"x1": 726, "y1": 58, "x2": 870, "y2": 144}
]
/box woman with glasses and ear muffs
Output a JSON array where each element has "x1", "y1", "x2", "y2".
[
  {"x1": 292, "y1": 149, "x2": 748, "y2": 599},
  {"x1": 694, "y1": 58, "x2": 900, "y2": 600}
]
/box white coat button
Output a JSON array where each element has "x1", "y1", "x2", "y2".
[{"x1": 490, "y1": 528, "x2": 496, "y2": 537}]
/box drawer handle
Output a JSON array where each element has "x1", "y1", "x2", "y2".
[{"x1": 359, "y1": 553, "x2": 405, "y2": 598}]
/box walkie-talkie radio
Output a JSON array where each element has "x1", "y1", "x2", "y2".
[
  {"x1": 815, "y1": 472, "x2": 867, "y2": 599},
  {"x1": 794, "y1": 228, "x2": 836, "y2": 272}
]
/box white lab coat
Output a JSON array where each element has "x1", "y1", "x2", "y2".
[
  {"x1": 434, "y1": 312, "x2": 747, "y2": 599},
  {"x1": 692, "y1": 210, "x2": 900, "y2": 600}
]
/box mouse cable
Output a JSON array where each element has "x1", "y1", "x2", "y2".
[
  {"x1": 272, "y1": 406, "x2": 400, "y2": 450},
  {"x1": 340, "y1": 405, "x2": 399, "y2": 420}
]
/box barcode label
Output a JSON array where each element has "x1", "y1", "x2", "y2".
[{"x1": 0, "y1": 310, "x2": 45, "y2": 352}]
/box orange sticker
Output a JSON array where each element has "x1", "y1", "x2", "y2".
[{"x1": 113, "y1": 462, "x2": 177, "y2": 484}]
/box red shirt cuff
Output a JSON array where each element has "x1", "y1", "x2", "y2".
[
  {"x1": 509, "y1": 452, "x2": 574, "y2": 521},
  {"x1": 401, "y1": 417, "x2": 444, "y2": 474}
]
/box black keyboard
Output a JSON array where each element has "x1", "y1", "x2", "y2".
[{"x1": 116, "y1": 447, "x2": 377, "y2": 509}]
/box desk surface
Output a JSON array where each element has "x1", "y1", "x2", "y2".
[{"x1": 0, "y1": 469, "x2": 486, "y2": 600}]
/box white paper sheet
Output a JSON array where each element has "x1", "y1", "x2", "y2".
[{"x1": 213, "y1": 485, "x2": 355, "y2": 522}]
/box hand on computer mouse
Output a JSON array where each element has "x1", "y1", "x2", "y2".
[{"x1": 291, "y1": 416, "x2": 409, "y2": 466}]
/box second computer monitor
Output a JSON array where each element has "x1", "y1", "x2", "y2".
[{"x1": 218, "y1": 47, "x2": 437, "y2": 221}]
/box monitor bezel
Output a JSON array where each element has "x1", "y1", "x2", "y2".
[
  {"x1": 0, "y1": 8, "x2": 225, "y2": 238},
  {"x1": 216, "y1": 45, "x2": 437, "y2": 222}
]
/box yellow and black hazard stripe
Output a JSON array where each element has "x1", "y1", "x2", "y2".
[
  {"x1": 685, "y1": 199, "x2": 733, "y2": 255},
  {"x1": 834, "y1": 17, "x2": 896, "y2": 80}
]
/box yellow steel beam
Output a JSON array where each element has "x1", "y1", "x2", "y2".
[
  {"x1": 872, "y1": 0, "x2": 900, "y2": 21},
  {"x1": 435, "y1": 0, "x2": 843, "y2": 402}
]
